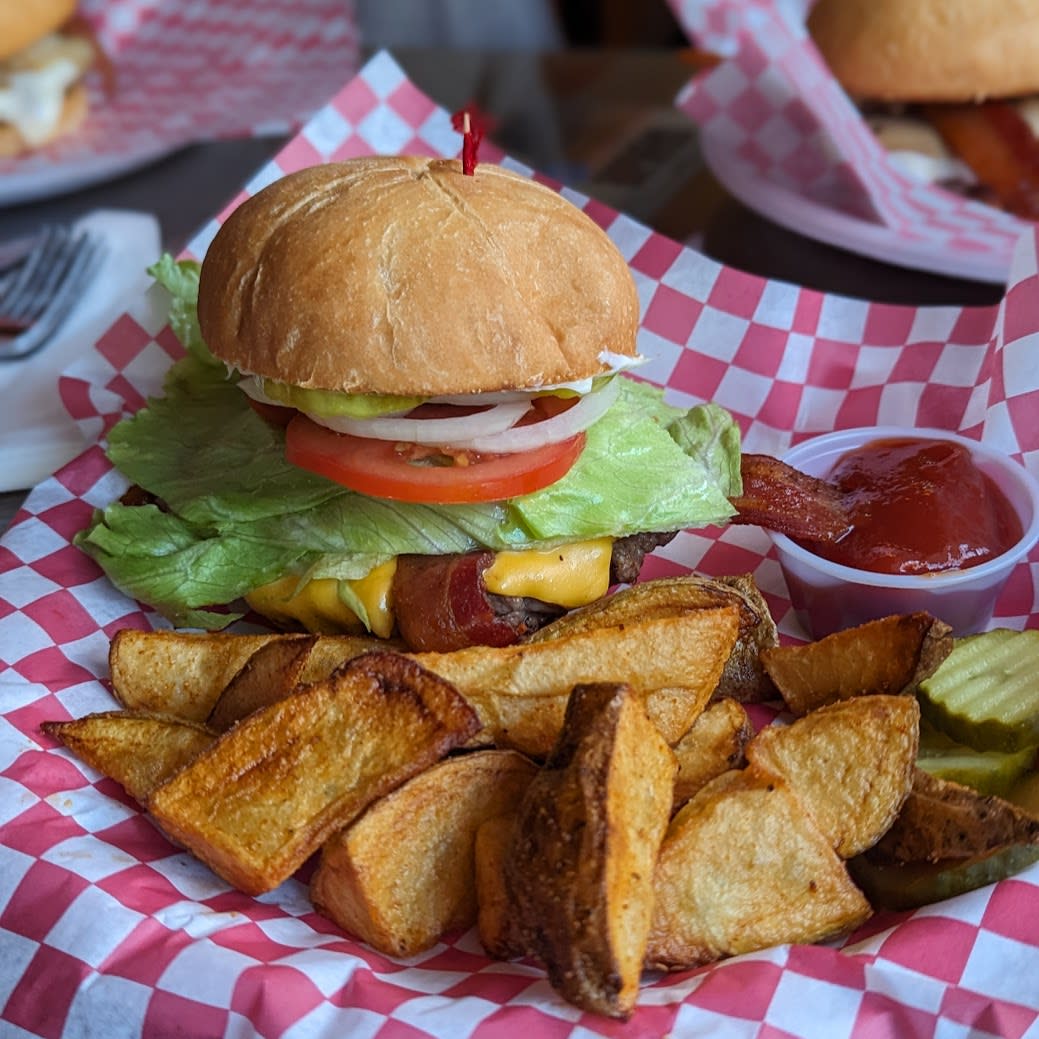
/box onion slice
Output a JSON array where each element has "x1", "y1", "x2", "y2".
[
  {"x1": 444, "y1": 375, "x2": 621, "y2": 453},
  {"x1": 309, "y1": 399, "x2": 532, "y2": 444},
  {"x1": 242, "y1": 373, "x2": 623, "y2": 454}
]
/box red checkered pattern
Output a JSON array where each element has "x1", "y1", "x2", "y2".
[
  {"x1": 2, "y1": 52, "x2": 1039, "y2": 1039},
  {"x1": 669, "y1": 0, "x2": 1025, "y2": 275},
  {"x1": 0, "y1": 0, "x2": 360, "y2": 180}
]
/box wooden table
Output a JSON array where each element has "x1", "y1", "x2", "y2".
[{"x1": 0, "y1": 47, "x2": 1003, "y2": 533}]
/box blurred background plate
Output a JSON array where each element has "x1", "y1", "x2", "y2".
[
  {"x1": 700, "y1": 131, "x2": 1011, "y2": 285},
  {"x1": 0, "y1": 145, "x2": 177, "y2": 208}
]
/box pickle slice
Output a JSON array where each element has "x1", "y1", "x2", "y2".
[
  {"x1": 849, "y1": 846, "x2": 1039, "y2": 912},
  {"x1": 918, "y1": 629, "x2": 1039, "y2": 752},
  {"x1": 916, "y1": 720, "x2": 1036, "y2": 796},
  {"x1": 1008, "y1": 771, "x2": 1039, "y2": 815}
]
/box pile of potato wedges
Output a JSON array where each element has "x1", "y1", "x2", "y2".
[{"x1": 43, "y1": 576, "x2": 1039, "y2": 1020}]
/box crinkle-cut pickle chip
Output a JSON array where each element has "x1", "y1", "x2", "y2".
[
  {"x1": 916, "y1": 719, "x2": 1035, "y2": 797},
  {"x1": 919, "y1": 629, "x2": 1039, "y2": 752},
  {"x1": 849, "y1": 846, "x2": 1039, "y2": 912}
]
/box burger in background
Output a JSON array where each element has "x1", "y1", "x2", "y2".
[
  {"x1": 808, "y1": 0, "x2": 1039, "y2": 219},
  {"x1": 0, "y1": 0, "x2": 97, "y2": 156},
  {"x1": 77, "y1": 156, "x2": 748, "y2": 651}
]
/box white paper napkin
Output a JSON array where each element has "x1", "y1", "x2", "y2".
[{"x1": 0, "y1": 209, "x2": 161, "y2": 492}]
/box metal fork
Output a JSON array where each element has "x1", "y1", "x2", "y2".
[{"x1": 0, "y1": 224, "x2": 106, "y2": 361}]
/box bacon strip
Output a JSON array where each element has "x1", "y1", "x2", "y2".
[
  {"x1": 392, "y1": 532, "x2": 674, "y2": 652},
  {"x1": 924, "y1": 100, "x2": 1039, "y2": 220},
  {"x1": 392, "y1": 552, "x2": 525, "y2": 652},
  {"x1": 730, "y1": 454, "x2": 851, "y2": 543}
]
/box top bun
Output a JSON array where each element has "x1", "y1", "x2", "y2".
[
  {"x1": 0, "y1": 0, "x2": 76, "y2": 62},
  {"x1": 197, "y1": 156, "x2": 641, "y2": 396},
  {"x1": 808, "y1": 0, "x2": 1039, "y2": 103}
]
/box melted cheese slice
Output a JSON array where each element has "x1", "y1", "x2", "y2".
[
  {"x1": 0, "y1": 57, "x2": 79, "y2": 145},
  {"x1": 246, "y1": 538, "x2": 614, "y2": 636},
  {"x1": 482, "y1": 538, "x2": 613, "y2": 608},
  {"x1": 246, "y1": 561, "x2": 397, "y2": 639},
  {"x1": 0, "y1": 33, "x2": 93, "y2": 147}
]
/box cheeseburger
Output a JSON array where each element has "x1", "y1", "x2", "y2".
[
  {"x1": 0, "y1": 0, "x2": 96, "y2": 156},
  {"x1": 809, "y1": 0, "x2": 1039, "y2": 218},
  {"x1": 78, "y1": 156, "x2": 745, "y2": 651}
]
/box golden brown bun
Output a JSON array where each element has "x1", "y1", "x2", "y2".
[
  {"x1": 808, "y1": 0, "x2": 1039, "y2": 103},
  {"x1": 197, "y1": 157, "x2": 641, "y2": 396},
  {"x1": 0, "y1": 79, "x2": 86, "y2": 157},
  {"x1": 0, "y1": 0, "x2": 76, "y2": 62}
]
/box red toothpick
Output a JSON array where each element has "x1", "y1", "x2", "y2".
[{"x1": 451, "y1": 105, "x2": 489, "y2": 175}]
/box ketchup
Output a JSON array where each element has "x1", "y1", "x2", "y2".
[{"x1": 797, "y1": 437, "x2": 1022, "y2": 575}]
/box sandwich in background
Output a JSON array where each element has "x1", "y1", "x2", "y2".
[
  {"x1": 0, "y1": 0, "x2": 98, "y2": 156},
  {"x1": 809, "y1": 0, "x2": 1039, "y2": 218}
]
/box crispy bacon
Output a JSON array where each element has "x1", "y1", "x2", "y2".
[
  {"x1": 730, "y1": 454, "x2": 852, "y2": 543},
  {"x1": 924, "y1": 100, "x2": 1039, "y2": 220},
  {"x1": 392, "y1": 552, "x2": 536, "y2": 652},
  {"x1": 391, "y1": 532, "x2": 676, "y2": 652}
]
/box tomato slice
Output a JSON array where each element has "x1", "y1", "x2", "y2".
[{"x1": 285, "y1": 414, "x2": 585, "y2": 504}]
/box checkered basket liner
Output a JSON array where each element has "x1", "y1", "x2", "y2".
[
  {"x1": 0, "y1": 0, "x2": 360, "y2": 179},
  {"x1": 668, "y1": 0, "x2": 1027, "y2": 279},
  {"x1": 1, "y1": 51, "x2": 1038, "y2": 1039}
]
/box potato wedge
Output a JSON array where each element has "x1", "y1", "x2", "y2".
[
  {"x1": 474, "y1": 813, "x2": 526, "y2": 961},
  {"x1": 109, "y1": 628, "x2": 385, "y2": 721},
  {"x1": 148, "y1": 651, "x2": 481, "y2": 895},
  {"x1": 868, "y1": 767, "x2": 1039, "y2": 864},
  {"x1": 505, "y1": 683, "x2": 676, "y2": 1019},
  {"x1": 671, "y1": 697, "x2": 753, "y2": 811},
  {"x1": 529, "y1": 574, "x2": 778, "y2": 702},
  {"x1": 745, "y1": 695, "x2": 919, "y2": 858},
  {"x1": 207, "y1": 635, "x2": 319, "y2": 731},
  {"x1": 42, "y1": 711, "x2": 215, "y2": 803},
  {"x1": 417, "y1": 608, "x2": 740, "y2": 756},
  {"x1": 850, "y1": 769, "x2": 1039, "y2": 910},
  {"x1": 111, "y1": 612, "x2": 736, "y2": 756},
  {"x1": 761, "y1": 613, "x2": 952, "y2": 716},
  {"x1": 312, "y1": 749, "x2": 537, "y2": 957},
  {"x1": 647, "y1": 767, "x2": 871, "y2": 970}
]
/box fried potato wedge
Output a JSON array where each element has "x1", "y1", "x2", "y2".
[
  {"x1": 207, "y1": 635, "x2": 319, "y2": 731},
  {"x1": 760, "y1": 613, "x2": 952, "y2": 716},
  {"x1": 672, "y1": 697, "x2": 753, "y2": 811},
  {"x1": 528, "y1": 574, "x2": 779, "y2": 702},
  {"x1": 148, "y1": 651, "x2": 481, "y2": 895},
  {"x1": 505, "y1": 683, "x2": 676, "y2": 1019},
  {"x1": 646, "y1": 767, "x2": 871, "y2": 970},
  {"x1": 417, "y1": 608, "x2": 740, "y2": 756},
  {"x1": 42, "y1": 711, "x2": 215, "y2": 803},
  {"x1": 311, "y1": 749, "x2": 537, "y2": 958},
  {"x1": 745, "y1": 695, "x2": 919, "y2": 858},
  {"x1": 850, "y1": 769, "x2": 1039, "y2": 910},
  {"x1": 109, "y1": 628, "x2": 385, "y2": 722},
  {"x1": 868, "y1": 767, "x2": 1039, "y2": 864},
  {"x1": 474, "y1": 813, "x2": 526, "y2": 961},
  {"x1": 111, "y1": 612, "x2": 737, "y2": 757}
]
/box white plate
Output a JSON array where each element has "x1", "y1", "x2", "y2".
[
  {"x1": 0, "y1": 144, "x2": 176, "y2": 208},
  {"x1": 0, "y1": 209, "x2": 161, "y2": 493},
  {"x1": 701, "y1": 133, "x2": 1010, "y2": 285}
]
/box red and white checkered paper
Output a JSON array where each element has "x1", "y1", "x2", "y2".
[
  {"x1": 3, "y1": 51, "x2": 1039, "y2": 1039},
  {"x1": 0, "y1": 0, "x2": 359, "y2": 188},
  {"x1": 668, "y1": 0, "x2": 1028, "y2": 281}
]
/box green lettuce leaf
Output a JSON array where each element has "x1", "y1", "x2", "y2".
[
  {"x1": 147, "y1": 256, "x2": 219, "y2": 367},
  {"x1": 78, "y1": 259, "x2": 743, "y2": 628}
]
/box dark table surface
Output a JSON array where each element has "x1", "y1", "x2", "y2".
[{"x1": 0, "y1": 47, "x2": 1005, "y2": 534}]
